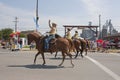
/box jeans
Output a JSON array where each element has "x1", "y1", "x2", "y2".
[{"x1": 44, "y1": 34, "x2": 55, "y2": 50}]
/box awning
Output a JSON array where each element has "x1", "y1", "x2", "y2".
[{"x1": 10, "y1": 32, "x2": 20, "y2": 37}]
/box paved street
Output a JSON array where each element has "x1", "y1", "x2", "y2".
[{"x1": 0, "y1": 48, "x2": 120, "y2": 80}]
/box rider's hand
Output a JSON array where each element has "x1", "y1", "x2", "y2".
[{"x1": 49, "y1": 20, "x2": 51, "y2": 23}]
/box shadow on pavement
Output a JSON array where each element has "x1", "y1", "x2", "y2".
[
  {"x1": 8, "y1": 64, "x2": 64, "y2": 69},
  {"x1": 49, "y1": 57, "x2": 82, "y2": 60}
]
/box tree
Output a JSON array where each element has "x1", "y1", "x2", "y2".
[
  {"x1": 0, "y1": 28, "x2": 13, "y2": 41},
  {"x1": 19, "y1": 33, "x2": 26, "y2": 38}
]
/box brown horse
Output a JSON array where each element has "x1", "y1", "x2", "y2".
[
  {"x1": 74, "y1": 39, "x2": 90, "y2": 58},
  {"x1": 27, "y1": 32, "x2": 74, "y2": 67},
  {"x1": 73, "y1": 39, "x2": 83, "y2": 58}
]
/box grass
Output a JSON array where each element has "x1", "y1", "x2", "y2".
[{"x1": 23, "y1": 45, "x2": 30, "y2": 48}]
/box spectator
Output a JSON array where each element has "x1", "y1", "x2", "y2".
[
  {"x1": 102, "y1": 40, "x2": 108, "y2": 52},
  {"x1": 30, "y1": 41, "x2": 35, "y2": 50},
  {"x1": 19, "y1": 39, "x2": 23, "y2": 49}
]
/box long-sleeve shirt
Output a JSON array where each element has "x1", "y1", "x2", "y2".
[{"x1": 66, "y1": 31, "x2": 71, "y2": 39}]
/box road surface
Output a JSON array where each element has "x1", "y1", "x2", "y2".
[{"x1": 0, "y1": 48, "x2": 120, "y2": 80}]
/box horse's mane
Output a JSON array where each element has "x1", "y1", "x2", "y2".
[{"x1": 31, "y1": 32, "x2": 41, "y2": 37}]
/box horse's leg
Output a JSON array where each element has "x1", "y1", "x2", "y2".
[
  {"x1": 59, "y1": 52, "x2": 65, "y2": 66},
  {"x1": 80, "y1": 49, "x2": 84, "y2": 58},
  {"x1": 85, "y1": 48, "x2": 88, "y2": 55},
  {"x1": 41, "y1": 53, "x2": 46, "y2": 65},
  {"x1": 78, "y1": 48, "x2": 82, "y2": 56},
  {"x1": 75, "y1": 46, "x2": 82, "y2": 58},
  {"x1": 74, "y1": 50, "x2": 79, "y2": 58},
  {"x1": 79, "y1": 42, "x2": 84, "y2": 58},
  {"x1": 55, "y1": 52, "x2": 58, "y2": 58},
  {"x1": 34, "y1": 52, "x2": 40, "y2": 64},
  {"x1": 66, "y1": 52, "x2": 74, "y2": 67}
]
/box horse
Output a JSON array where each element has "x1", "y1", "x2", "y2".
[
  {"x1": 27, "y1": 32, "x2": 74, "y2": 67},
  {"x1": 73, "y1": 39, "x2": 83, "y2": 58},
  {"x1": 74, "y1": 39, "x2": 90, "y2": 58}
]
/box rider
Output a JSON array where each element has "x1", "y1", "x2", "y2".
[
  {"x1": 66, "y1": 28, "x2": 75, "y2": 52},
  {"x1": 44, "y1": 20, "x2": 57, "y2": 50},
  {"x1": 72, "y1": 31, "x2": 79, "y2": 40},
  {"x1": 66, "y1": 28, "x2": 72, "y2": 40}
]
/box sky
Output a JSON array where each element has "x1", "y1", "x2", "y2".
[{"x1": 0, "y1": 0, "x2": 120, "y2": 36}]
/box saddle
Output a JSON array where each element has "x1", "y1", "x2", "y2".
[
  {"x1": 43, "y1": 35, "x2": 57, "y2": 51},
  {"x1": 49, "y1": 38, "x2": 56, "y2": 45}
]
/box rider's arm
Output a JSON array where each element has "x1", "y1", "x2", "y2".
[{"x1": 48, "y1": 20, "x2": 52, "y2": 28}]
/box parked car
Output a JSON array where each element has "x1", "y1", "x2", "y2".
[
  {"x1": 1, "y1": 41, "x2": 6, "y2": 49},
  {"x1": 117, "y1": 42, "x2": 120, "y2": 48}
]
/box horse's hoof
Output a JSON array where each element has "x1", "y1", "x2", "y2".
[
  {"x1": 74, "y1": 56, "x2": 77, "y2": 59},
  {"x1": 81, "y1": 55, "x2": 84, "y2": 58},
  {"x1": 58, "y1": 64, "x2": 62, "y2": 66},
  {"x1": 42, "y1": 63, "x2": 45, "y2": 65},
  {"x1": 33, "y1": 62, "x2": 36, "y2": 65},
  {"x1": 72, "y1": 64, "x2": 74, "y2": 68}
]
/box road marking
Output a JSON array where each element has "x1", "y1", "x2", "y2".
[{"x1": 86, "y1": 56, "x2": 120, "y2": 80}]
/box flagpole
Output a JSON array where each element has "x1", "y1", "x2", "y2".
[{"x1": 36, "y1": 0, "x2": 39, "y2": 32}]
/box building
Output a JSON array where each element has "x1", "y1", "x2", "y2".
[{"x1": 81, "y1": 28, "x2": 96, "y2": 40}]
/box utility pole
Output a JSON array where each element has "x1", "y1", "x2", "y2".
[
  {"x1": 13, "y1": 17, "x2": 19, "y2": 49},
  {"x1": 109, "y1": 19, "x2": 112, "y2": 35},
  {"x1": 99, "y1": 14, "x2": 102, "y2": 39},
  {"x1": 13, "y1": 17, "x2": 18, "y2": 32}
]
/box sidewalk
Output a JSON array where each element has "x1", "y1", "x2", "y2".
[
  {"x1": 107, "y1": 49, "x2": 120, "y2": 53},
  {"x1": 21, "y1": 48, "x2": 37, "y2": 51}
]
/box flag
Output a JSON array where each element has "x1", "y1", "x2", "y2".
[{"x1": 33, "y1": 17, "x2": 39, "y2": 31}]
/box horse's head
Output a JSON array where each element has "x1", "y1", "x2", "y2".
[
  {"x1": 27, "y1": 32, "x2": 42, "y2": 45},
  {"x1": 27, "y1": 33, "x2": 33, "y2": 45}
]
